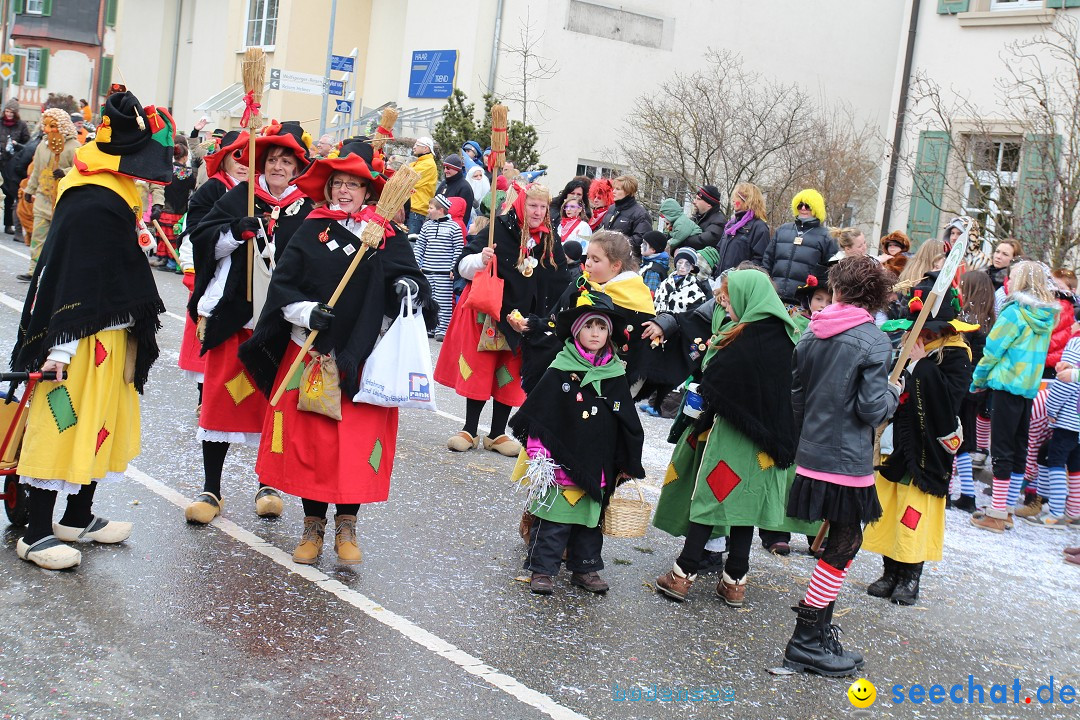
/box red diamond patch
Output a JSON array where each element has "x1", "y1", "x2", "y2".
[
  {"x1": 706, "y1": 461, "x2": 742, "y2": 504},
  {"x1": 95, "y1": 425, "x2": 110, "y2": 455},
  {"x1": 94, "y1": 339, "x2": 108, "y2": 367},
  {"x1": 900, "y1": 505, "x2": 922, "y2": 531}
]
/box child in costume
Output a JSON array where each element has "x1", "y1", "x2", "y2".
[
  {"x1": 639, "y1": 230, "x2": 670, "y2": 295},
  {"x1": 413, "y1": 193, "x2": 461, "y2": 339},
  {"x1": 1034, "y1": 322, "x2": 1080, "y2": 527},
  {"x1": 511, "y1": 292, "x2": 645, "y2": 595},
  {"x1": 653, "y1": 269, "x2": 819, "y2": 606},
  {"x1": 866, "y1": 273, "x2": 976, "y2": 605},
  {"x1": 10, "y1": 91, "x2": 171, "y2": 570},
  {"x1": 18, "y1": 108, "x2": 79, "y2": 281},
  {"x1": 953, "y1": 270, "x2": 996, "y2": 513}
]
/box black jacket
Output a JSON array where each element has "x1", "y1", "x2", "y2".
[
  {"x1": 716, "y1": 212, "x2": 770, "y2": 273},
  {"x1": 684, "y1": 206, "x2": 726, "y2": 251},
  {"x1": 764, "y1": 218, "x2": 837, "y2": 302},
  {"x1": 437, "y1": 171, "x2": 475, "y2": 213},
  {"x1": 602, "y1": 195, "x2": 652, "y2": 250},
  {"x1": 792, "y1": 317, "x2": 899, "y2": 476}
]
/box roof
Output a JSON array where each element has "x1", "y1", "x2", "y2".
[{"x1": 12, "y1": 6, "x2": 101, "y2": 47}]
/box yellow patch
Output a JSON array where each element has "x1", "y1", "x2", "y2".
[
  {"x1": 271, "y1": 411, "x2": 284, "y2": 454},
  {"x1": 458, "y1": 355, "x2": 472, "y2": 380},
  {"x1": 225, "y1": 371, "x2": 256, "y2": 405},
  {"x1": 757, "y1": 451, "x2": 775, "y2": 470},
  {"x1": 664, "y1": 464, "x2": 679, "y2": 486},
  {"x1": 697, "y1": 430, "x2": 711, "y2": 443},
  {"x1": 562, "y1": 487, "x2": 586, "y2": 506}
]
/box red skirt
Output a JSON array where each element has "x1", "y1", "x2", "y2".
[
  {"x1": 199, "y1": 329, "x2": 268, "y2": 433},
  {"x1": 433, "y1": 283, "x2": 526, "y2": 407},
  {"x1": 255, "y1": 341, "x2": 397, "y2": 504},
  {"x1": 178, "y1": 289, "x2": 206, "y2": 375}
]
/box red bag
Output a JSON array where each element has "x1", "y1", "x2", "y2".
[{"x1": 462, "y1": 254, "x2": 505, "y2": 320}]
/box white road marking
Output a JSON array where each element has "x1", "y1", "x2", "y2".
[
  {"x1": 0, "y1": 291, "x2": 22, "y2": 313},
  {"x1": 0, "y1": 242, "x2": 29, "y2": 260},
  {"x1": 124, "y1": 465, "x2": 590, "y2": 720}
]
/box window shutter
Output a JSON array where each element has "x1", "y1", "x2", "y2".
[
  {"x1": 1015, "y1": 133, "x2": 1060, "y2": 248},
  {"x1": 37, "y1": 50, "x2": 48, "y2": 87},
  {"x1": 12, "y1": 54, "x2": 20, "y2": 87},
  {"x1": 13, "y1": 0, "x2": 23, "y2": 14},
  {"x1": 1046, "y1": 0, "x2": 1080, "y2": 7},
  {"x1": 41, "y1": 0, "x2": 52, "y2": 16},
  {"x1": 98, "y1": 56, "x2": 113, "y2": 96},
  {"x1": 105, "y1": 0, "x2": 118, "y2": 26},
  {"x1": 906, "y1": 131, "x2": 951, "y2": 242},
  {"x1": 937, "y1": 0, "x2": 970, "y2": 13}
]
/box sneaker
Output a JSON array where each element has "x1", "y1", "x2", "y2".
[
  {"x1": 570, "y1": 571, "x2": 609, "y2": 593},
  {"x1": 434, "y1": 333, "x2": 445, "y2": 342},
  {"x1": 530, "y1": 572, "x2": 554, "y2": 595},
  {"x1": 184, "y1": 491, "x2": 223, "y2": 524},
  {"x1": 16, "y1": 536, "x2": 81, "y2": 570},
  {"x1": 447, "y1": 431, "x2": 481, "y2": 452},
  {"x1": 253, "y1": 486, "x2": 284, "y2": 518},
  {"x1": 638, "y1": 403, "x2": 661, "y2": 418},
  {"x1": 482, "y1": 434, "x2": 521, "y2": 457},
  {"x1": 973, "y1": 509, "x2": 1013, "y2": 530},
  {"x1": 1024, "y1": 513, "x2": 1070, "y2": 529},
  {"x1": 148, "y1": 256, "x2": 167, "y2": 267},
  {"x1": 971, "y1": 511, "x2": 1007, "y2": 533},
  {"x1": 655, "y1": 563, "x2": 696, "y2": 601},
  {"x1": 1015, "y1": 495, "x2": 1043, "y2": 518},
  {"x1": 952, "y1": 495, "x2": 977, "y2": 513},
  {"x1": 15, "y1": 272, "x2": 31, "y2": 282},
  {"x1": 53, "y1": 515, "x2": 132, "y2": 544},
  {"x1": 716, "y1": 572, "x2": 747, "y2": 607}
]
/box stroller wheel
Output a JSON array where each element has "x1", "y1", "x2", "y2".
[{"x1": 4, "y1": 475, "x2": 29, "y2": 526}]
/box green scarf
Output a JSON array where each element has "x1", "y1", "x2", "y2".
[
  {"x1": 718, "y1": 270, "x2": 801, "y2": 342},
  {"x1": 549, "y1": 338, "x2": 626, "y2": 395}
]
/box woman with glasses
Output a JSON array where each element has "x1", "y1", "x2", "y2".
[{"x1": 557, "y1": 194, "x2": 592, "y2": 250}]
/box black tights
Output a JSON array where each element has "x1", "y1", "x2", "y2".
[
  {"x1": 463, "y1": 398, "x2": 512, "y2": 438},
  {"x1": 24, "y1": 482, "x2": 99, "y2": 544},
  {"x1": 301, "y1": 498, "x2": 360, "y2": 519},
  {"x1": 677, "y1": 522, "x2": 754, "y2": 580},
  {"x1": 820, "y1": 521, "x2": 863, "y2": 571},
  {"x1": 202, "y1": 441, "x2": 269, "y2": 497}
]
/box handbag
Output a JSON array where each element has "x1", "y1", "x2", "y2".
[
  {"x1": 461, "y1": 254, "x2": 504, "y2": 320},
  {"x1": 476, "y1": 313, "x2": 510, "y2": 352},
  {"x1": 354, "y1": 289, "x2": 438, "y2": 411},
  {"x1": 297, "y1": 352, "x2": 342, "y2": 420}
]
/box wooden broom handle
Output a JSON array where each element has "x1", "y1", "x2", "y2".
[
  {"x1": 246, "y1": 130, "x2": 256, "y2": 302},
  {"x1": 151, "y1": 220, "x2": 182, "y2": 268}
]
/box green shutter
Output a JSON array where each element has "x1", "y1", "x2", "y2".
[
  {"x1": 98, "y1": 56, "x2": 113, "y2": 96},
  {"x1": 1015, "y1": 133, "x2": 1060, "y2": 249},
  {"x1": 104, "y1": 0, "x2": 118, "y2": 26},
  {"x1": 41, "y1": 0, "x2": 52, "y2": 16},
  {"x1": 13, "y1": 0, "x2": 23, "y2": 13},
  {"x1": 906, "y1": 131, "x2": 951, "y2": 242},
  {"x1": 937, "y1": 0, "x2": 969, "y2": 13},
  {"x1": 36, "y1": 49, "x2": 48, "y2": 87},
  {"x1": 1046, "y1": 1, "x2": 1080, "y2": 8},
  {"x1": 12, "y1": 54, "x2": 20, "y2": 87}
]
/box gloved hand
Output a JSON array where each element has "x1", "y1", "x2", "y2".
[
  {"x1": 394, "y1": 276, "x2": 420, "y2": 303},
  {"x1": 23, "y1": 194, "x2": 32, "y2": 205},
  {"x1": 52, "y1": 168, "x2": 66, "y2": 180},
  {"x1": 230, "y1": 216, "x2": 260, "y2": 242},
  {"x1": 151, "y1": 204, "x2": 164, "y2": 221},
  {"x1": 309, "y1": 303, "x2": 334, "y2": 331},
  {"x1": 181, "y1": 272, "x2": 195, "y2": 292}
]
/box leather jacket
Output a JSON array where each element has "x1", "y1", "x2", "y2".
[{"x1": 792, "y1": 320, "x2": 899, "y2": 476}]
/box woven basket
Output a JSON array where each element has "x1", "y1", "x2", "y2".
[{"x1": 601, "y1": 480, "x2": 652, "y2": 538}]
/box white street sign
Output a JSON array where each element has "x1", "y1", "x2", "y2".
[{"x1": 269, "y1": 68, "x2": 327, "y2": 96}]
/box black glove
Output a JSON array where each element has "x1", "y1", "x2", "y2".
[
  {"x1": 395, "y1": 276, "x2": 420, "y2": 303},
  {"x1": 309, "y1": 303, "x2": 334, "y2": 331},
  {"x1": 150, "y1": 204, "x2": 164, "y2": 221},
  {"x1": 52, "y1": 168, "x2": 66, "y2": 180},
  {"x1": 23, "y1": 194, "x2": 32, "y2": 204},
  {"x1": 230, "y1": 216, "x2": 260, "y2": 242}
]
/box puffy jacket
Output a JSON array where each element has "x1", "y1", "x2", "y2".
[
  {"x1": 684, "y1": 205, "x2": 726, "y2": 251},
  {"x1": 659, "y1": 198, "x2": 701, "y2": 247},
  {"x1": 764, "y1": 218, "x2": 837, "y2": 302},
  {"x1": 1045, "y1": 296, "x2": 1077, "y2": 370},
  {"x1": 792, "y1": 303, "x2": 900, "y2": 477},
  {"x1": 602, "y1": 195, "x2": 652, "y2": 249},
  {"x1": 437, "y1": 171, "x2": 475, "y2": 213},
  {"x1": 715, "y1": 212, "x2": 770, "y2": 273},
  {"x1": 971, "y1": 294, "x2": 1058, "y2": 398},
  {"x1": 408, "y1": 152, "x2": 438, "y2": 214}
]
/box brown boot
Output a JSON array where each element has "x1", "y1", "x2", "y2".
[
  {"x1": 334, "y1": 514, "x2": 362, "y2": 565},
  {"x1": 570, "y1": 571, "x2": 609, "y2": 593},
  {"x1": 971, "y1": 509, "x2": 1007, "y2": 533},
  {"x1": 292, "y1": 516, "x2": 326, "y2": 564},
  {"x1": 716, "y1": 571, "x2": 747, "y2": 607},
  {"x1": 655, "y1": 563, "x2": 696, "y2": 601}
]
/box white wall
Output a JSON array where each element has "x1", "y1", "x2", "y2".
[{"x1": 45, "y1": 49, "x2": 93, "y2": 101}]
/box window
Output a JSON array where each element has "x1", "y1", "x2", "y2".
[
  {"x1": 245, "y1": 0, "x2": 278, "y2": 48},
  {"x1": 640, "y1": 174, "x2": 690, "y2": 213},
  {"x1": 576, "y1": 161, "x2": 620, "y2": 179},
  {"x1": 25, "y1": 48, "x2": 46, "y2": 87},
  {"x1": 25, "y1": 0, "x2": 44, "y2": 14},
  {"x1": 962, "y1": 136, "x2": 1021, "y2": 240},
  {"x1": 990, "y1": 0, "x2": 1043, "y2": 9}
]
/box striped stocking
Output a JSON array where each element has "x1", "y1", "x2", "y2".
[
  {"x1": 1007, "y1": 473, "x2": 1025, "y2": 509},
  {"x1": 992, "y1": 476, "x2": 1012, "y2": 513},
  {"x1": 1047, "y1": 467, "x2": 1068, "y2": 517},
  {"x1": 1067, "y1": 472, "x2": 1080, "y2": 518},
  {"x1": 976, "y1": 414, "x2": 991, "y2": 451},
  {"x1": 803, "y1": 560, "x2": 848, "y2": 609},
  {"x1": 955, "y1": 452, "x2": 974, "y2": 498}
]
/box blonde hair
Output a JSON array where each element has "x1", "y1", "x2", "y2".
[
  {"x1": 898, "y1": 239, "x2": 945, "y2": 285},
  {"x1": 516, "y1": 184, "x2": 558, "y2": 269},
  {"x1": 732, "y1": 181, "x2": 767, "y2": 222},
  {"x1": 323, "y1": 171, "x2": 369, "y2": 205},
  {"x1": 588, "y1": 230, "x2": 639, "y2": 273},
  {"x1": 612, "y1": 175, "x2": 638, "y2": 197},
  {"x1": 831, "y1": 227, "x2": 864, "y2": 250},
  {"x1": 1009, "y1": 260, "x2": 1055, "y2": 303}
]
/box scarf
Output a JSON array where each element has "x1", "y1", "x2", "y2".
[
  {"x1": 716, "y1": 270, "x2": 800, "y2": 346},
  {"x1": 559, "y1": 217, "x2": 583, "y2": 239},
  {"x1": 548, "y1": 337, "x2": 625, "y2": 395},
  {"x1": 724, "y1": 209, "x2": 755, "y2": 237},
  {"x1": 925, "y1": 333, "x2": 972, "y2": 362},
  {"x1": 305, "y1": 204, "x2": 394, "y2": 241},
  {"x1": 208, "y1": 170, "x2": 238, "y2": 192},
  {"x1": 56, "y1": 166, "x2": 142, "y2": 214},
  {"x1": 583, "y1": 271, "x2": 656, "y2": 315}
]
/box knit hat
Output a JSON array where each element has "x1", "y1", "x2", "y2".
[
  {"x1": 698, "y1": 246, "x2": 721, "y2": 272},
  {"x1": 70, "y1": 112, "x2": 83, "y2": 124},
  {"x1": 563, "y1": 240, "x2": 583, "y2": 263},
  {"x1": 71, "y1": 92, "x2": 175, "y2": 184},
  {"x1": 880, "y1": 271, "x2": 979, "y2": 334},
  {"x1": 3, "y1": 98, "x2": 18, "y2": 112},
  {"x1": 642, "y1": 230, "x2": 667, "y2": 253},
  {"x1": 433, "y1": 193, "x2": 452, "y2": 211},
  {"x1": 696, "y1": 185, "x2": 721, "y2": 207},
  {"x1": 443, "y1": 154, "x2": 463, "y2": 172},
  {"x1": 415, "y1": 136, "x2": 434, "y2": 152},
  {"x1": 673, "y1": 246, "x2": 699, "y2": 270}
]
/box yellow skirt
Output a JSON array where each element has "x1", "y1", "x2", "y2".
[
  {"x1": 863, "y1": 472, "x2": 946, "y2": 563},
  {"x1": 17, "y1": 329, "x2": 141, "y2": 490}
]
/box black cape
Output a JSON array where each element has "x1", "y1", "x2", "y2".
[
  {"x1": 187, "y1": 181, "x2": 313, "y2": 350},
  {"x1": 509, "y1": 365, "x2": 645, "y2": 503},
  {"x1": 879, "y1": 345, "x2": 972, "y2": 497},
  {"x1": 238, "y1": 216, "x2": 436, "y2": 399},
  {"x1": 696, "y1": 317, "x2": 798, "y2": 467},
  {"x1": 184, "y1": 176, "x2": 230, "y2": 236},
  {"x1": 10, "y1": 184, "x2": 163, "y2": 392}
]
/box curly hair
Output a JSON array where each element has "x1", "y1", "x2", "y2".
[{"x1": 828, "y1": 256, "x2": 894, "y2": 311}]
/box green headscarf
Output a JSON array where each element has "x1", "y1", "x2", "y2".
[
  {"x1": 716, "y1": 269, "x2": 801, "y2": 345},
  {"x1": 549, "y1": 338, "x2": 626, "y2": 395}
]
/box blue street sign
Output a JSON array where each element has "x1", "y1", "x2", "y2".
[
  {"x1": 408, "y1": 50, "x2": 458, "y2": 99},
  {"x1": 327, "y1": 80, "x2": 344, "y2": 96},
  {"x1": 335, "y1": 99, "x2": 353, "y2": 114},
  {"x1": 331, "y1": 55, "x2": 355, "y2": 73}
]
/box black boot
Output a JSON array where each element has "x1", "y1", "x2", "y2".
[
  {"x1": 953, "y1": 495, "x2": 976, "y2": 513},
  {"x1": 823, "y1": 602, "x2": 864, "y2": 669},
  {"x1": 866, "y1": 556, "x2": 900, "y2": 598},
  {"x1": 890, "y1": 562, "x2": 922, "y2": 606},
  {"x1": 782, "y1": 603, "x2": 858, "y2": 677}
]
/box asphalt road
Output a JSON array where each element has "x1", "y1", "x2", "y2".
[{"x1": 0, "y1": 235, "x2": 1077, "y2": 720}]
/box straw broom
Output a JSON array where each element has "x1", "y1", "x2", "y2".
[
  {"x1": 371, "y1": 106, "x2": 398, "y2": 152},
  {"x1": 242, "y1": 48, "x2": 266, "y2": 302},
  {"x1": 268, "y1": 164, "x2": 422, "y2": 406},
  {"x1": 486, "y1": 104, "x2": 509, "y2": 248}
]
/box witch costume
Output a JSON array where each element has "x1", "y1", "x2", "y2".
[{"x1": 10, "y1": 91, "x2": 171, "y2": 570}]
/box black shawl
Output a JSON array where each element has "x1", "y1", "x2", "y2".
[
  {"x1": 509, "y1": 366, "x2": 645, "y2": 502},
  {"x1": 10, "y1": 185, "x2": 163, "y2": 392},
  {"x1": 187, "y1": 181, "x2": 313, "y2": 349},
  {"x1": 696, "y1": 317, "x2": 798, "y2": 467},
  {"x1": 878, "y1": 345, "x2": 973, "y2": 497},
  {"x1": 184, "y1": 176, "x2": 229, "y2": 235},
  {"x1": 238, "y1": 216, "x2": 436, "y2": 399}
]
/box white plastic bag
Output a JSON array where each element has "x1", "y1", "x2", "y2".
[{"x1": 354, "y1": 290, "x2": 437, "y2": 411}]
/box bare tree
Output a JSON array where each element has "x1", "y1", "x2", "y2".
[{"x1": 498, "y1": 10, "x2": 559, "y2": 126}]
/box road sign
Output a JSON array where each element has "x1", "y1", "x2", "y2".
[
  {"x1": 10, "y1": 48, "x2": 26, "y2": 57},
  {"x1": 268, "y1": 68, "x2": 327, "y2": 96},
  {"x1": 0, "y1": 54, "x2": 13, "y2": 64},
  {"x1": 327, "y1": 80, "x2": 344, "y2": 96},
  {"x1": 0, "y1": 64, "x2": 11, "y2": 82},
  {"x1": 330, "y1": 55, "x2": 355, "y2": 73},
  {"x1": 408, "y1": 50, "x2": 457, "y2": 99},
  {"x1": 334, "y1": 99, "x2": 353, "y2": 114}
]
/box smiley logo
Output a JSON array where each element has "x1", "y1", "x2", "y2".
[{"x1": 847, "y1": 678, "x2": 876, "y2": 708}]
